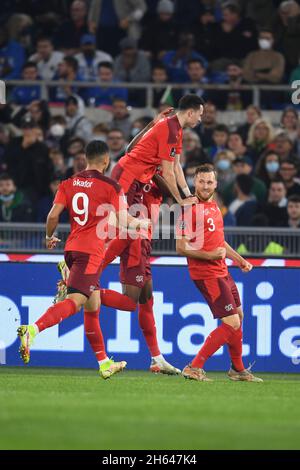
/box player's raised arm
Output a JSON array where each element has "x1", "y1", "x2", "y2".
[
  {"x1": 45, "y1": 203, "x2": 64, "y2": 249},
  {"x1": 224, "y1": 241, "x2": 253, "y2": 272},
  {"x1": 126, "y1": 107, "x2": 174, "y2": 153}
]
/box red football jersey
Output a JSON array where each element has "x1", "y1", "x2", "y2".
[
  {"x1": 176, "y1": 199, "x2": 228, "y2": 280},
  {"x1": 118, "y1": 114, "x2": 183, "y2": 186},
  {"x1": 141, "y1": 180, "x2": 163, "y2": 241},
  {"x1": 54, "y1": 170, "x2": 127, "y2": 257}
]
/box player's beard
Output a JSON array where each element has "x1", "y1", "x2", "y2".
[{"x1": 196, "y1": 189, "x2": 215, "y2": 202}]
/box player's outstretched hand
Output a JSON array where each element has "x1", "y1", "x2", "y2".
[
  {"x1": 180, "y1": 196, "x2": 198, "y2": 206},
  {"x1": 239, "y1": 259, "x2": 253, "y2": 273},
  {"x1": 46, "y1": 236, "x2": 61, "y2": 250},
  {"x1": 155, "y1": 107, "x2": 174, "y2": 123},
  {"x1": 209, "y1": 247, "x2": 226, "y2": 260}
]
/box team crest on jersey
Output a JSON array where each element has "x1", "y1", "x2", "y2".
[
  {"x1": 204, "y1": 209, "x2": 210, "y2": 216},
  {"x1": 89, "y1": 285, "x2": 96, "y2": 292},
  {"x1": 170, "y1": 147, "x2": 176, "y2": 158},
  {"x1": 179, "y1": 221, "x2": 186, "y2": 230},
  {"x1": 136, "y1": 275, "x2": 144, "y2": 283},
  {"x1": 225, "y1": 304, "x2": 234, "y2": 312}
]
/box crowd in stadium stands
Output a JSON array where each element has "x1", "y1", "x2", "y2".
[{"x1": 0, "y1": 0, "x2": 300, "y2": 231}]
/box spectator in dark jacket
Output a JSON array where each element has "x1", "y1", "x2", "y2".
[
  {"x1": 54, "y1": 0, "x2": 89, "y2": 54},
  {"x1": 257, "y1": 178, "x2": 288, "y2": 227},
  {"x1": 0, "y1": 173, "x2": 34, "y2": 222},
  {"x1": 37, "y1": 177, "x2": 68, "y2": 223},
  {"x1": 228, "y1": 174, "x2": 258, "y2": 226},
  {"x1": 10, "y1": 62, "x2": 41, "y2": 105},
  {"x1": 4, "y1": 117, "x2": 53, "y2": 201}
]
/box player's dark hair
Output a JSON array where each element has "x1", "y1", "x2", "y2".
[
  {"x1": 194, "y1": 164, "x2": 217, "y2": 178},
  {"x1": 178, "y1": 94, "x2": 205, "y2": 111},
  {"x1": 288, "y1": 194, "x2": 300, "y2": 204},
  {"x1": 236, "y1": 174, "x2": 253, "y2": 195},
  {"x1": 85, "y1": 140, "x2": 109, "y2": 161}
]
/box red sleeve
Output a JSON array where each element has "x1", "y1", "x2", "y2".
[
  {"x1": 175, "y1": 128, "x2": 182, "y2": 155},
  {"x1": 156, "y1": 121, "x2": 178, "y2": 163},
  {"x1": 53, "y1": 181, "x2": 67, "y2": 207}
]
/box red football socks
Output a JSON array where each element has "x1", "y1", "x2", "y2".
[
  {"x1": 138, "y1": 297, "x2": 161, "y2": 357},
  {"x1": 102, "y1": 237, "x2": 130, "y2": 270},
  {"x1": 191, "y1": 322, "x2": 235, "y2": 369},
  {"x1": 35, "y1": 299, "x2": 77, "y2": 333},
  {"x1": 100, "y1": 289, "x2": 137, "y2": 311},
  {"x1": 84, "y1": 309, "x2": 107, "y2": 361},
  {"x1": 227, "y1": 326, "x2": 245, "y2": 372}
]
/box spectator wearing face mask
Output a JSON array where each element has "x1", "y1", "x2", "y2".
[
  {"x1": 255, "y1": 150, "x2": 281, "y2": 187},
  {"x1": 0, "y1": 173, "x2": 34, "y2": 222},
  {"x1": 214, "y1": 149, "x2": 236, "y2": 192}
]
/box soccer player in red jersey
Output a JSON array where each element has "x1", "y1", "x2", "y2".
[
  {"x1": 17, "y1": 140, "x2": 151, "y2": 379},
  {"x1": 176, "y1": 164, "x2": 263, "y2": 382}
]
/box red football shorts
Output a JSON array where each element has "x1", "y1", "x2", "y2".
[
  {"x1": 193, "y1": 273, "x2": 241, "y2": 319},
  {"x1": 64, "y1": 251, "x2": 102, "y2": 298}
]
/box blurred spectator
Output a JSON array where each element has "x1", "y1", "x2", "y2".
[
  {"x1": 161, "y1": 32, "x2": 207, "y2": 83},
  {"x1": 89, "y1": 0, "x2": 147, "y2": 56},
  {"x1": 114, "y1": 37, "x2": 151, "y2": 105},
  {"x1": 273, "y1": 131, "x2": 297, "y2": 160},
  {"x1": 222, "y1": 156, "x2": 267, "y2": 205},
  {"x1": 151, "y1": 63, "x2": 176, "y2": 108},
  {"x1": 4, "y1": 117, "x2": 52, "y2": 200},
  {"x1": 190, "y1": 6, "x2": 219, "y2": 61},
  {"x1": 75, "y1": 34, "x2": 112, "y2": 81},
  {"x1": 37, "y1": 177, "x2": 68, "y2": 223},
  {"x1": 228, "y1": 132, "x2": 248, "y2": 158},
  {"x1": 280, "y1": 107, "x2": 299, "y2": 142},
  {"x1": 46, "y1": 115, "x2": 67, "y2": 150},
  {"x1": 0, "y1": 124, "x2": 9, "y2": 172},
  {"x1": 294, "y1": 122, "x2": 300, "y2": 159},
  {"x1": 10, "y1": 62, "x2": 41, "y2": 105},
  {"x1": 50, "y1": 56, "x2": 83, "y2": 103},
  {"x1": 140, "y1": 0, "x2": 178, "y2": 59},
  {"x1": 255, "y1": 150, "x2": 281, "y2": 187},
  {"x1": 247, "y1": 119, "x2": 275, "y2": 164},
  {"x1": 106, "y1": 128, "x2": 127, "y2": 173},
  {"x1": 228, "y1": 174, "x2": 258, "y2": 226},
  {"x1": 64, "y1": 136, "x2": 86, "y2": 163},
  {"x1": 272, "y1": 0, "x2": 300, "y2": 73},
  {"x1": 206, "y1": 124, "x2": 229, "y2": 160},
  {"x1": 65, "y1": 150, "x2": 87, "y2": 178},
  {"x1": 64, "y1": 95, "x2": 93, "y2": 144},
  {"x1": 48, "y1": 148, "x2": 67, "y2": 179},
  {"x1": 237, "y1": 105, "x2": 262, "y2": 142},
  {"x1": 184, "y1": 159, "x2": 202, "y2": 192},
  {"x1": 212, "y1": 60, "x2": 252, "y2": 110},
  {"x1": 285, "y1": 194, "x2": 300, "y2": 227},
  {"x1": 239, "y1": 0, "x2": 276, "y2": 29},
  {"x1": 6, "y1": 13, "x2": 33, "y2": 53},
  {"x1": 196, "y1": 102, "x2": 217, "y2": 148},
  {"x1": 29, "y1": 37, "x2": 64, "y2": 80},
  {"x1": 108, "y1": 98, "x2": 132, "y2": 139},
  {"x1": 279, "y1": 159, "x2": 300, "y2": 196},
  {"x1": 0, "y1": 25, "x2": 25, "y2": 78},
  {"x1": 289, "y1": 51, "x2": 300, "y2": 82},
  {"x1": 84, "y1": 62, "x2": 128, "y2": 107},
  {"x1": 12, "y1": 100, "x2": 51, "y2": 136},
  {"x1": 181, "y1": 129, "x2": 209, "y2": 167},
  {"x1": 215, "y1": 191, "x2": 236, "y2": 226},
  {"x1": 91, "y1": 122, "x2": 110, "y2": 142},
  {"x1": 0, "y1": 173, "x2": 34, "y2": 222},
  {"x1": 243, "y1": 28, "x2": 285, "y2": 84},
  {"x1": 129, "y1": 116, "x2": 152, "y2": 139},
  {"x1": 182, "y1": 59, "x2": 209, "y2": 100},
  {"x1": 54, "y1": 0, "x2": 89, "y2": 54},
  {"x1": 214, "y1": 149, "x2": 236, "y2": 192},
  {"x1": 212, "y1": 3, "x2": 257, "y2": 62},
  {"x1": 257, "y1": 178, "x2": 288, "y2": 227}
]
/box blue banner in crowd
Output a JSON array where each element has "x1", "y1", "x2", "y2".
[{"x1": 1, "y1": 262, "x2": 300, "y2": 373}]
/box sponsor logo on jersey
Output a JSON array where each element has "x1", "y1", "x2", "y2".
[
  {"x1": 135, "y1": 275, "x2": 144, "y2": 284},
  {"x1": 170, "y1": 147, "x2": 176, "y2": 158},
  {"x1": 89, "y1": 285, "x2": 96, "y2": 292},
  {"x1": 73, "y1": 179, "x2": 93, "y2": 188},
  {"x1": 225, "y1": 304, "x2": 234, "y2": 312}
]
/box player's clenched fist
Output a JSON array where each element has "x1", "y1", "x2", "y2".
[
  {"x1": 46, "y1": 236, "x2": 61, "y2": 250},
  {"x1": 239, "y1": 259, "x2": 253, "y2": 273}
]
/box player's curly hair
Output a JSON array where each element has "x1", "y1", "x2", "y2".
[{"x1": 194, "y1": 163, "x2": 217, "y2": 178}]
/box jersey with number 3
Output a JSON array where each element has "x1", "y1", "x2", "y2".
[
  {"x1": 177, "y1": 199, "x2": 228, "y2": 280},
  {"x1": 54, "y1": 170, "x2": 127, "y2": 257}
]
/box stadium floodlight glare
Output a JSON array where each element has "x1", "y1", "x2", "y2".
[{"x1": 0, "y1": 80, "x2": 5, "y2": 104}]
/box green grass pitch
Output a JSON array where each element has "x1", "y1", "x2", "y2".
[{"x1": 0, "y1": 367, "x2": 299, "y2": 450}]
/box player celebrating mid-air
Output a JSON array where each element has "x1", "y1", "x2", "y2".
[
  {"x1": 17, "y1": 140, "x2": 151, "y2": 379},
  {"x1": 176, "y1": 164, "x2": 263, "y2": 382}
]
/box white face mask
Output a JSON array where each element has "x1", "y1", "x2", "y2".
[
  {"x1": 259, "y1": 39, "x2": 272, "y2": 50},
  {"x1": 50, "y1": 124, "x2": 65, "y2": 137}
]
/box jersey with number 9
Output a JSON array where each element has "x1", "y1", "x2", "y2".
[{"x1": 54, "y1": 170, "x2": 127, "y2": 257}]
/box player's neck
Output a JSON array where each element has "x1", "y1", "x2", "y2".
[
  {"x1": 86, "y1": 164, "x2": 105, "y2": 174},
  {"x1": 176, "y1": 112, "x2": 185, "y2": 128}
]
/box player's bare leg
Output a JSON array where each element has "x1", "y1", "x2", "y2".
[
  {"x1": 226, "y1": 307, "x2": 263, "y2": 383},
  {"x1": 84, "y1": 291, "x2": 127, "y2": 379},
  {"x1": 139, "y1": 280, "x2": 180, "y2": 375}
]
